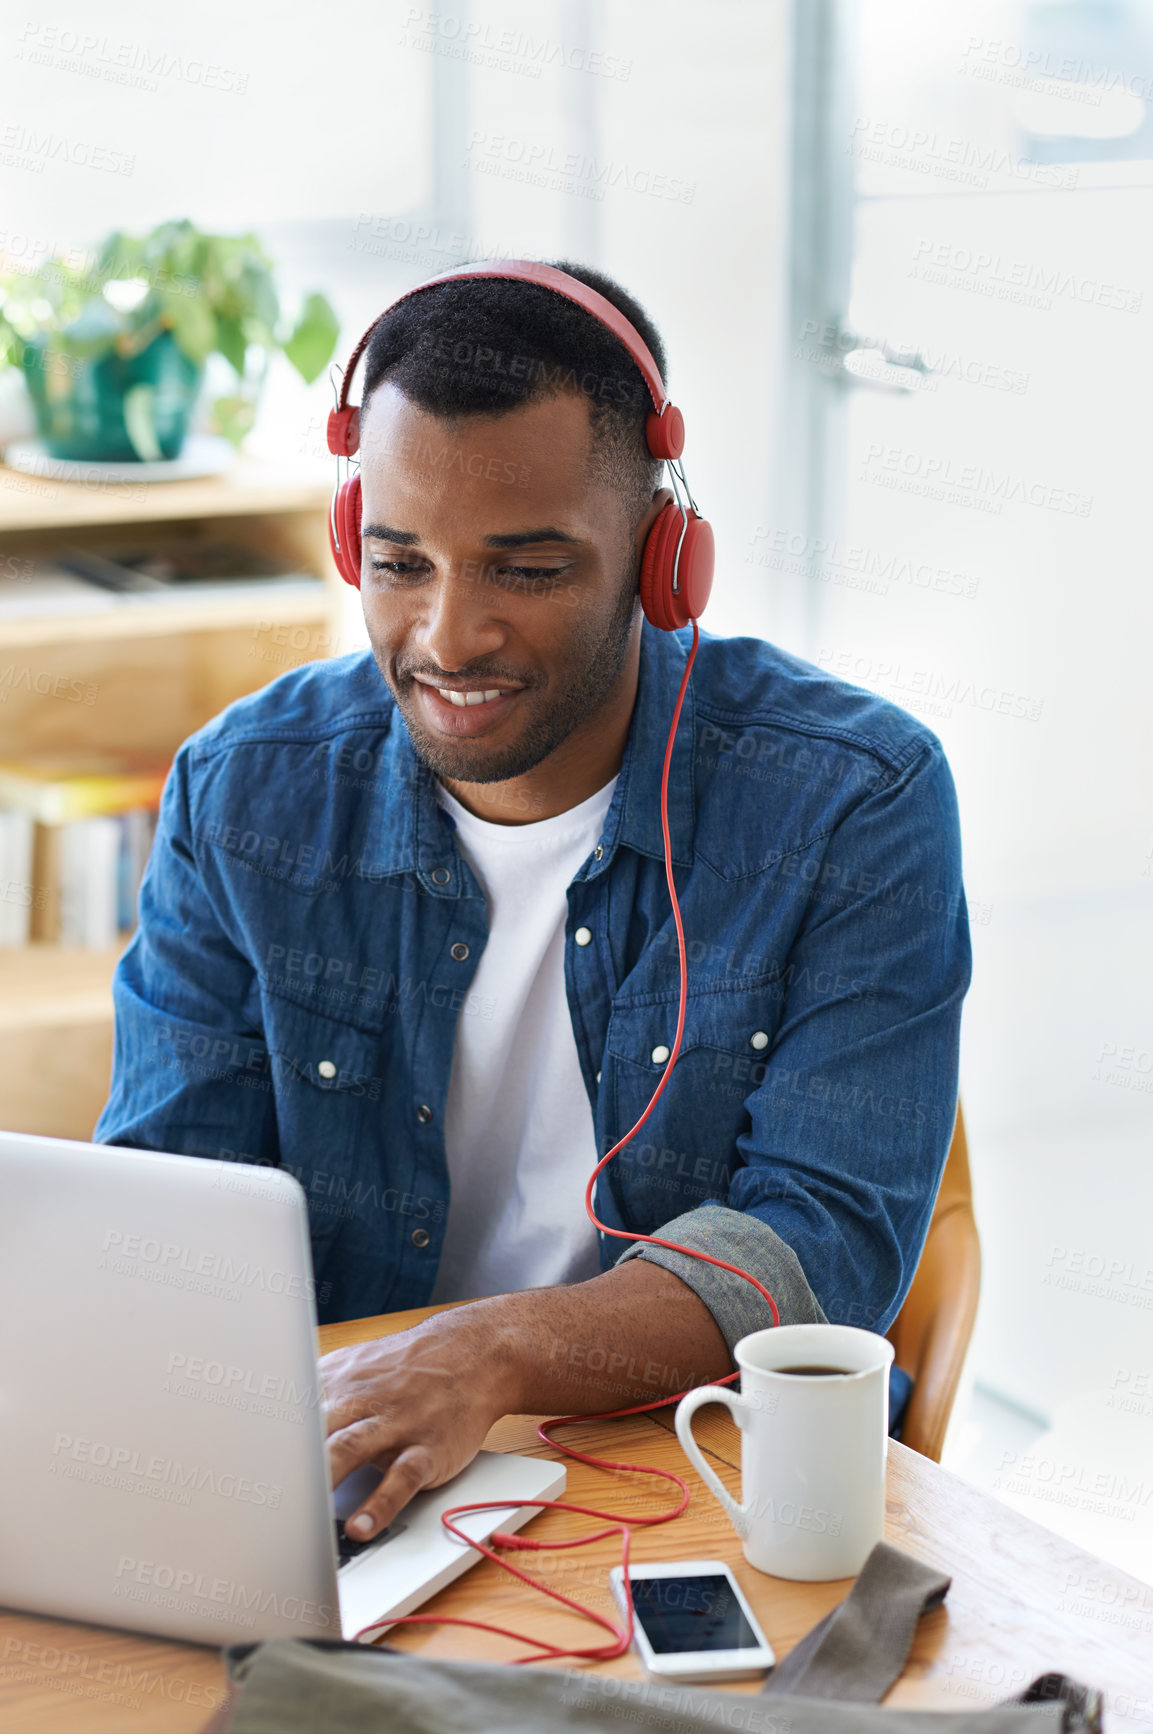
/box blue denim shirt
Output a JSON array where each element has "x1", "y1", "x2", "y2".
[{"x1": 96, "y1": 624, "x2": 971, "y2": 1347}]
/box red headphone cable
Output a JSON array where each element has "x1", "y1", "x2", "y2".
[{"x1": 354, "y1": 620, "x2": 780, "y2": 1660}]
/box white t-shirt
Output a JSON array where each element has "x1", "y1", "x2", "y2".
[{"x1": 428, "y1": 777, "x2": 618, "y2": 1303}]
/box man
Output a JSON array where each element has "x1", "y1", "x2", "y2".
[{"x1": 97, "y1": 261, "x2": 971, "y2": 1548}]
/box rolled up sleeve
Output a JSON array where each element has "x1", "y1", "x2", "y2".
[{"x1": 614, "y1": 1201, "x2": 827, "y2": 1353}]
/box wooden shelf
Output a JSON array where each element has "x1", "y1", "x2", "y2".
[
  {"x1": 0, "y1": 942, "x2": 123, "y2": 1032},
  {"x1": 0, "y1": 456, "x2": 332, "y2": 532},
  {"x1": 0, "y1": 453, "x2": 342, "y2": 1138},
  {"x1": 0, "y1": 578, "x2": 331, "y2": 648}
]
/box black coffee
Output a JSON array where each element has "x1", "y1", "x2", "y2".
[{"x1": 779, "y1": 1364, "x2": 850, "y2": 1376}]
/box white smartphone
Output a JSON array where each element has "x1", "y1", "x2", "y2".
[{"x1": 609, "y1": 1558, "x2": 776, "y2": 1683}]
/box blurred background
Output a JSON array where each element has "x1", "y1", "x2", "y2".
[{"x1": 0, "y1": 0, "x2": 1149, "y2": 1588}]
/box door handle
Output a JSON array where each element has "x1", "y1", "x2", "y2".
[{"x1": 804, "y1": 323, "x2": 935, "y2": 392}]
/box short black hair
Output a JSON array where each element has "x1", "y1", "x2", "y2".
[{"x1": 359, "y1": 260, "x2": 667, "y2": 523}]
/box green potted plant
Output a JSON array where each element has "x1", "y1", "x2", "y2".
[{"x1": 0, "y1": 219, "x2": 339, "y2": 463}]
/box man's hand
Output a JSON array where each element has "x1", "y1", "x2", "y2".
[
  {"x1": 321, "y1": 1305, "x2": 524, "y2": 1541},
  {"x1": 321, "y1": 1261, "x2": 732, "y2": 1541}
]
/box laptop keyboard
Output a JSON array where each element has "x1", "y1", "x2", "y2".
[{"x1": 335, "y1": 1517, "x2": 407, "y2": 1567}]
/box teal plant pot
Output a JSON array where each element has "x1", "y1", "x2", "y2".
[{"x1": 21, "y1": 329, "x2": 203, "y2": 463}]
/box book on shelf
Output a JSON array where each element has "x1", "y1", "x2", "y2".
[
  {"x1": 25, "y1": 809, "x2": 159, "y2": 948},
  {"x1": 0, "y1": 537, "x2": 324, "y2": 624},
  {"x1": 0, "y1": 756, "x2": 166, "y2": 948},
  {"x1": 56, "y1": 540, "x2": 315, "y2": 589},
  {"x1": 57, "y1": 817, "x2": 122, "y2": 949},
  {"x1": 0, "y1": 809, "x2": 35, "y2": 945}
]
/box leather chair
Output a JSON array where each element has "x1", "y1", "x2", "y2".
[{"x1": 887, "y1": 1102, "x2": 981, "y2": 1462}]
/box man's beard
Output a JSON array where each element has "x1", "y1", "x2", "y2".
[{"x1": 381, "y1": 571, "x2": 640, "y2": 785}]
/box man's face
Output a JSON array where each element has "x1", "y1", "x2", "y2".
[{"x1": 356, "y1": 383, "x2": 653, "y2": 785}]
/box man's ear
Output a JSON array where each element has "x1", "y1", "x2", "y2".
[{"x1": 634, "y1": 487, "x2": 674, "y2": 563}]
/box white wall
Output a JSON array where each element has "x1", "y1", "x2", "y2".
[{"x1": 2, "y1": 1, "x2": 431, "y2": 236}]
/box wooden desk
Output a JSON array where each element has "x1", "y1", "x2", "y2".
[{"x1": 3, "y1": 1306, "x2": 1151, "y2": 1732}]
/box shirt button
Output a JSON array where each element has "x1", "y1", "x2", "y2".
[
  {"x1": 450, "y1": 942, "x2": 470, "y2": 961},
  {"x1": 416, "y1": 1104, "x2": 433, "y2": 1124},
  {"x1": 411, "y1": 1228, "x2": 431, "y2": 1249},
  {"x1": 431, "y1": 867, "x2": 451, "y2": 886},
  {"x1": 596, "y1": 1070, "x2": 602, "y2": 1084},
  {"x1": 750, "y1": 1031, "x2": 769, "y2": 1051},
  {"x1": 594, "y1": 844, "x2": 604, "y2": 861},
  {"x1": 651, "y1": 1044, "x2": 671, "y2": 1065},
  {"x1": 317, "y1": 1059, "x2": 336, "y2": 1079},
  {"x1": 574, "y1": 926, "x2": 592, "y2": 947}
]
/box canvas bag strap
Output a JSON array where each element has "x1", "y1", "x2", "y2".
[{"x1": 761, "y1": 1541, "x2": 951, "y2": 1701}]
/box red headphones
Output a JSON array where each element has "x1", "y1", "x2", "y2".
[{"x1": 325, "y1": 259, "x2": 714, "y2": 631}]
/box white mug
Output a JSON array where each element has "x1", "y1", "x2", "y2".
[{"x1": 675, "y1": 1324, "x2": 894, "y2": 1581}]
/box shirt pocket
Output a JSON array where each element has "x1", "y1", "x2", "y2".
[
  {"x1": 601, "y1": 983, "x2": 779, "y2": 1216},
  {"x1": 260, "y1": 990, "x2": 386, "y2": 1214}
]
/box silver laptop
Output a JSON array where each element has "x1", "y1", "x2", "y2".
[{"x1": 0, "y1": 1131, "x2": 564, "y2": 1646}]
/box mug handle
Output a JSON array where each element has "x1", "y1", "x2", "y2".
[{"x1": 674, "y1": 1384, "x2": 753, "y2": 1540}]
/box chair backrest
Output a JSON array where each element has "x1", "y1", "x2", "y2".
[{"x1": 886, "y1": 1103, "x2": 981, "y2": 1461}]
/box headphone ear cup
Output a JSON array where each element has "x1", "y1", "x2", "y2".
[
  {"x1": 639, "y1": 501, "x2": 683, "y2": 630},
  {"x1": 639, "y1": 503, "x2": 714, "y2": 630},
  {"x1": 328, "y1": 475, "x2": 363, "y2": 588}
]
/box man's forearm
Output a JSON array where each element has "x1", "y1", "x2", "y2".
[
  {"x1": 321, "y1": 1258, "x2": 733, "y2": 1539},
  {"x1": 444, "y1": 1258, "x2": 733, "y2": 1415}
]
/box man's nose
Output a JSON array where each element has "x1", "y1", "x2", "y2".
[{"x1": 416, "y1": 567, "x2": 506, "y2": 672}]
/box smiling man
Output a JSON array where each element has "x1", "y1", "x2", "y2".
[{"x1": 97, "y1": 262, "x2": 971, "y2": 1545}]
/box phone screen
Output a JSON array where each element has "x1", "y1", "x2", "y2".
[{"x1": 628, "y1": 1573, "x2": 762, "y2": 1655}]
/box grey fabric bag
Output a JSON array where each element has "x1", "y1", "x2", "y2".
[
  {"x1": 209, "y1": 1641, "x2": 1090, "y2": 1734},
  {"x1": 208, "y1": 1543, "x2": 1102, "y2": 1734}
]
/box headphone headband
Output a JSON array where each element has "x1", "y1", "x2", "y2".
[{"x1": 327, "y1": 258, "x2": 684, "y2": 461}]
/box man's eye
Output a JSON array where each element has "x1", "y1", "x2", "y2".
[
  {"x1": 368, "y1": 560, "x2": 569, "y2": 587},
  {"x1": 370, "y1": 560, "x2": 427, "y2": 578}
]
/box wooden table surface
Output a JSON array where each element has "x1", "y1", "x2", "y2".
[{"x1": 2, "y1": 1305, "x2": 1151, "y2": 1732}]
